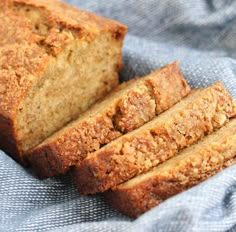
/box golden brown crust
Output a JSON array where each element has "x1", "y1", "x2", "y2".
[
  {"x1": 0, "y1": 0, "x2": 127, "y2": 163},
  {"x1": 11, "y1": 0, "x2": 127, "y2": 35},
  {"x1": 72, "y1": 82, "x2": 236, "y2": 195},
  {"x1": 106, "y1": 159, "x2": 236, "y2": 218},
  {"x1": 0, "y1": 0, "x2": 127, "y2": 119},
  {"x1": 106, "y1": 119, "x2": 236, "y2": 217},
  {"x1": 114, "y1": 62, "x2": 190, "y2": 132},
  {"x1": 0, "y1": 44, "x2": 48, "y2": 117},
  {"x1": 0, "y1": 9, "x2": 42, "y2": 46},
  {"x1": 28, "y1": 62, "x2": 190, "y2": 178},
  {"x1": 0, "y1": 114, "x2": 20, "y2": 162},
  {"x1": 29, "y1": 116, "x2": 123, "y2": 178},
  {"x1": 0, "y1": 43, "x2": 49, "y2": 163}
]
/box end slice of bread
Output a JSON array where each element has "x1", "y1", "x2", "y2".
[
  {"x1": 0, "y1": 0, "x2": 127, "y2": 164},
  {"x1": 72, "y1": 82, "x2": 236, "y2": 195},
  {"x1": 28, "y1": 62, "x2": 190, "y2": 178},
  {"x1": 106, "y1": 119, "x2": 236, "y2": 217}
]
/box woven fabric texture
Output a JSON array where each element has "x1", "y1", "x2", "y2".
[{"x1": 1, "y1": 0, "x2": 236, "y2": 231}]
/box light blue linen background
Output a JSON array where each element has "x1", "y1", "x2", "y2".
[{"x1": 1, "y1": 0, "x2": 236, "y2": 231}]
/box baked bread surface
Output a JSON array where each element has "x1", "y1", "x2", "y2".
[
  {"x1": 106, "y1": 119, "x2": 236, "y2": 217},
  {"x1": 72, "y1": 82, "x2": 236, "y2": 195},
  {"x1": 28, "y1": 62, "x2": 190, "y2": 178},
  {"x1": 0, "y1": 0, "x2": 127, "y2": 163}
]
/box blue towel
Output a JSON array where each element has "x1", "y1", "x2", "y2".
[{"x1": 1, "y1": 0, "x2": 236, "y2": 231}]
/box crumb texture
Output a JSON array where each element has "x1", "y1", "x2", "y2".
[
  {"x1": 72, "y1": 82, "x2": 236, "y2": 195},
  {"x1": 106, "y1": 119, "x2": 236, "y2": 217},
  {"x1": 29, "y1": 62, "x2": 190, "y2": 178},
  {"x1": 0, "y1": 0, "x2": 127, "y2": 163}
]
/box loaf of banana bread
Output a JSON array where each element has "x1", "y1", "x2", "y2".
[
  {"x1": 72, "y1": 82, "x2": 236, "y2": 195},
  {"x1": 0, "y1": 0, "x2": 127, "y2": 164},
  {"x1": 106, "y1": 119, "x2": 236, "y2": 217},
  {"x1": 28, "y1": 62, "x2": 190, "y2": 178}
]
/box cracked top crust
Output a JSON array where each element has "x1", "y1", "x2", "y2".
[
  {"x1": 1, "y1": 0, "x2": 127, "y2": 33},
  {"x1": 0, "y1": 0, "x2": 127, "y2": 120}
]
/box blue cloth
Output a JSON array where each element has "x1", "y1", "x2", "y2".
[{"x1": 1, "y1": 0, "x2": 236, "y2": 231}]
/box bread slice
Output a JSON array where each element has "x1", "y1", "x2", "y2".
[
  {"x1": 0, "y1": 0, "x2": 127, "y2": 164},
  {"x1": 28, "y1": 62, "x2": 190, "y2": 178},
  {"x1": 106, "y1": 119, "x2": 236, "y2": 217},
  {"x1": 72, "y1": 82, "x2": 236, "y2": 195}
]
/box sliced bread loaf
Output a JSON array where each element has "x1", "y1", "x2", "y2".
[
  {"x1": 0, "y1": 0, "x2": 127, "y2": 164},
  {"x1": 72, "y1": 82, "x2": 236, "y2": 195},
  {"x1": 106, "y1": 119, "x2": 236, "y2": 217},
  {"x1": 28, "y1": 62, "x2": 190, "y2": 178}
]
